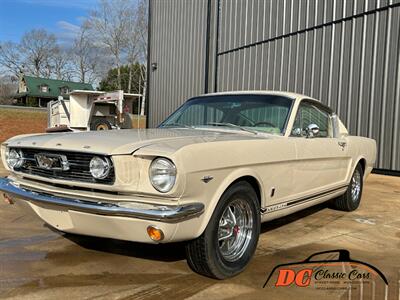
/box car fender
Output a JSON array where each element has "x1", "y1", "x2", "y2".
[
  {"x1": 191, "y1": 167, "x2": 264, "y2": 239},
  {"x1": 345, "y1": 136, "x2": 376, "y2": 182}
]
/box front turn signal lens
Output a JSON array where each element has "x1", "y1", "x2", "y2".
[{"x1": 147, "y1": 226, "x2": 164, "y2": 242}]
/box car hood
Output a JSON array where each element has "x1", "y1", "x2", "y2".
[{"x1": 5, "y1": 128, "x2": 270, "y2": 155}]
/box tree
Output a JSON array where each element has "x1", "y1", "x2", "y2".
[
  {"x1": 124, "y1": 0, "x2": 148, "y2": 113},
  {"x1": 135, "y1": 0, "x2": 148, "y2": 115},
  {"x1": 126, "y1": 25, "x2": 140, "y2": 93},
  {"x1": 99, "y1": 64, "x2": 144, "y2": 94},
  {"x1": 125, "y1": 0, "x2": 147, "y2": 94},
  {"x1": 0, "y1": 0, "x2": 149, "y2": 92},
  {"x1": 49, "y1": 47, "x2": 71, "y2": 80},
  {"x1": 20, "y1": 29, "x2": 58, "y2": 77},
  {"x1": 0, "y1": 75, "x2": 18, "y2": 104},
  {"x1": 0, "y1": 30, "x2": 72, "y2": 80},
  {"x1": 0, "y1": 42, "x2": 24, "y2": 77},
  {"x1": 86, "y1": 0, "x2": 136, "y2": 89},
  {"x1": 71, "y1": 24, "x2": 99, "y2": 83},
  {"x1": 135, "y1": 0, "x2": 148, "y2": 64}
]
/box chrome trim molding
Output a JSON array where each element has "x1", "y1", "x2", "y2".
[
  {"x1": 261, "y1": 184, "x2": 348, "y2": 214},
  {"x1": 0, "y1": 178, "x2": 204, "y2": 223}
]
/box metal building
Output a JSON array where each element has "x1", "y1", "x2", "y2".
[{"x1": 147, "y1": 0, "x2": 400, "y2": 173}]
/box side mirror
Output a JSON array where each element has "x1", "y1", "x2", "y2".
[
  {"x1": 305, "y1": 124, "x2": 320, "y2": 138},
  {"x1": 292, "y1": 127, "x2": 302, "y2": 136}
]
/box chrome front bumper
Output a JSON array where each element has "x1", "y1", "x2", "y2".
[{"x1": 0, "y1": 177, "x2": 204, "y2": 223}]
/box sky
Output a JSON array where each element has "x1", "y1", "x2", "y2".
[{"x1": 0, "y1": 0, "x2": 98, "y2": 44}]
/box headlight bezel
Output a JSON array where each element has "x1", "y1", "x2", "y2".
[
  {"x1": 89, "y1": 156, "x2": 111, "y2": 179},
  {"x1": 5, "y1": 148, "x2": 24, "y2": 170},
  {"x1": 149, "y1": 157, "x2": 177, "y2": 193}
]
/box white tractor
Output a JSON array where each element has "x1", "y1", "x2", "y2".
[{"x1": 47, "y1": 90, "x2": 145, "y2": 132}]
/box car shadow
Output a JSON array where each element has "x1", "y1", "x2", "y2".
[
  {"x1": 44, "y1": 224, "x2": 187, "y2": 262},
  {"x1": 260, "y1": 202, "x2": 328, "y2": 234},
  {"x1": 43, "y1": 202, "x2": 328, "y2": 262}
]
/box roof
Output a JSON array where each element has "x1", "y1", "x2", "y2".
[
  {"x1": 68, "y1": 90, "x2": 105, "y2": 96},
  {"x1": 17, "y1": 75, "x2": 94, "y2": 99},
  {"x1": 69, "y1": 90, "x2": 142, "y2": 99},
  {"x1": 193, "y1": 90, "x2": 333, "y2": 112},
  {"x1": 197, "y1": 90, "x2": 312, "y2": 100}
]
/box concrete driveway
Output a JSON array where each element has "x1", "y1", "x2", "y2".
[{"x1": 0, "y1": 163, "x2": 399, "y2": 299}]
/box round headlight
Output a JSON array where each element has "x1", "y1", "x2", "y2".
[
  {"x1": 149, "y1": 158, "x2": 176, "y2": 193},
  {"x1": 89, "y1": 156, "x2": 111, "y2": 179},
  {"x1": 6, "y1": 148, "x2": 23, "y2": 169}
]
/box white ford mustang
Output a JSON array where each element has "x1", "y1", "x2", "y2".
[{"x1": 0, "y1": 91, "x2": 376, "y2": 278}]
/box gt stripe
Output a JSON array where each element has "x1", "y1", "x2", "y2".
[{"x1": 261, "y1": 185, "x2": 349, "y2": 214}]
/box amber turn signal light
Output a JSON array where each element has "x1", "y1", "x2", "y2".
[{"x1": 147, "y1": 226, "x2": 164, "y2": 242}]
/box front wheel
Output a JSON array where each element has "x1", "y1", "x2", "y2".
[
  {"x1": 185, "y1": 181, "x2": 260, "y2": 279},
  {"x1": 332, "y1": 163, "x2": 364, "y2": 211}
]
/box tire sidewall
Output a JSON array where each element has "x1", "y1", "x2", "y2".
[
  {"x1": 205, "y1": 182, "x2": 260, "y2": 278},
  {"x1": 346, "y1": 164, "x2": 364, "y2": 210},
  {"x1": 91, "y1": 119, "x2": 112, "y2": 131}
]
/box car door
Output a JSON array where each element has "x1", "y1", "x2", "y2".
[
  {"x1": 236, "y1": 103, "x2": 297, "y2": 207},
  {"x1": 291, "y1": 100, "x2": 351, "y2": 197}
]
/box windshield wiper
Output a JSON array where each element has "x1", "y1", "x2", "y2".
[
  {"x1": 206, "y1": 122, "x2": 258, "y2": 134},
  {"x1": 161, "y1": 123, "x2": 193, "y2": 128}
]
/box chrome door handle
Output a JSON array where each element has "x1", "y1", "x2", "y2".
[{"x1": 338, "y1": 141, "x2": 347, "y2": 147}]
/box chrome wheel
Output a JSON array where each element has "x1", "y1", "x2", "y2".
[
  {"x1": 218, "y1": 198, "x2": 253, "y2": 262},
  {"x1": 351, "y1": 169, "x2": 361, "y2": 202}
]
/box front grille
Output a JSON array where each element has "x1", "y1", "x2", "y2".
[{"x1": 13, "y1": 148, "x2": 115, "y2": 185}]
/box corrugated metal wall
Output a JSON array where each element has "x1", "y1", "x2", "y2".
[
  {"x1": 148, "y1": 0, "x2": 209, "y2": 128},
  {"x1": 148, "y1": 0, "x2": 400, "y2": 172}
]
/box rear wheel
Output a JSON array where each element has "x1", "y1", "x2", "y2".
[
  {"x1": 332, "y1": 163, "x2": 364, "y2": 211},
  {"x1": 91, "y1": 119, "x2": 112, "y2": 131},
  {"x1": 185, "y1": 181, "x2": 260, "y2": 279}
]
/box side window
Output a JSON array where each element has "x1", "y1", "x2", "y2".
[
  {"x1": 292, "y1": 102, "x2": 331, "y2": 137},
  {"x1": 238, "y1": 106, "x2": 290, "y2": 132}
]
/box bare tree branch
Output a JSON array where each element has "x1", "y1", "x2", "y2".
[
  {"x1": 52, "y1": 47, "x2": 73, "y2": 80},
  {"x1": 70, "y1": 24, "x2": 102, "y2": 83},
  {"x1": 20, "y1": 29, "x2": 58, "y2": 77},
  {"x1": 136, "y1": 0, "x2": 148, "y2": 115},
  {"x1": 86, "y1": 0, "x2": 136, "y2": 89},
  {"x1": 0, "y1": 42, "x2": 24, "y2": 77},
  {"x1": 0, "y1": 75, "x2": 18, "y2": 104}
]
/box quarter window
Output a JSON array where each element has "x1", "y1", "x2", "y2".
[{"x1": 292, "y1": 102, "x2": 331, "y2": 137}]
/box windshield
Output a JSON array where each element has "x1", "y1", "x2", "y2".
[{"x1": 160, "y1": 94, "x2": 293, "y2": 135}]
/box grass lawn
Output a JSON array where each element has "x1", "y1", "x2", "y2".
[{"x1": 0, "y1": 108, "x2": 47, "y2": 144}]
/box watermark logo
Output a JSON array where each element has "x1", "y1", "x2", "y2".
[
  {"x1": 263, "y1": 250, "x2": 388, "y2": 297},
  {"x1": 274, "y1": 268, "x2": 313, "y2": 287}
]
